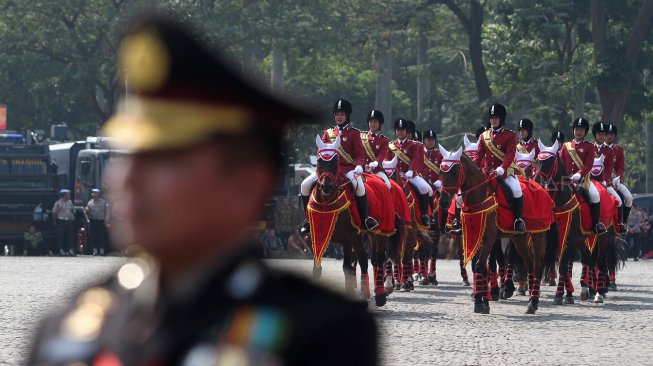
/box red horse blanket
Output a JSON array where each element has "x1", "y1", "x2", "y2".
[
  {"x1": 578, "y1": 180, "x2": 619, "y2": 252},
  {"x1": 389, "y1": 179, "x2": 411, "y2": 225},
  {"x1": 492, "y1": 176, "x2": 554, "y2": 233},
  {"x1": 307, "y1": 173, "x2": 395, "y2": 267}
]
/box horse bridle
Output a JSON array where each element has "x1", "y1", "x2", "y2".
[{"x1": 439, "y1": 158, "x2": 496, "y2": 206}]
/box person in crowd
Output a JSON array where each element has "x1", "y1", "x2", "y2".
[
  {"x1": 627, "y1": 204, "x2": 642, "y2": 260},
  {"x1": 52, "y1": 189, "x2": 76, "y2": 256},
  {"x1": 85, "y1": 188, "x2": 111, "y2": 255},
  {"x1": 23, "y1": 224, "x2": 49, "y2": 256},
  {"x1": 287, "y1": 229, "x2": 312, "y2": 258}
]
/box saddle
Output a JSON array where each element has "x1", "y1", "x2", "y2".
[{"x1": 490, "y1": 176, "x2": 554, "y2": 233}]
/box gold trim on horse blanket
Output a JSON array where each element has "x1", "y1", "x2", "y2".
[
  {"x1": 307, "y1": 190, "x2": 350, "y2": 268},
  {"x1": 554, "y1": 195, "x2": 580, "y2": 262},
  {"x1": 461, "y1": 195, "x2": 497, "y2": 267}
]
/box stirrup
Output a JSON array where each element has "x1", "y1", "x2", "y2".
[
  {"x1": 364, "y1": 217, "x2": 379, "y2": 230},
  {"x1": 300, "y1": 220, "x2": 311, "y2": 234},
  {"x1": 594, "y1": 222, "x2": 607, "y2": 235},
  {"x1": 448, "y1": 219, "x2": 462, "y2": 234},
  {"x1": 513, "y1": 218, "x2": 526, "y2": 232},
  {"x1": 420, "y1": 214, "x2": 431, "y2": 226}
]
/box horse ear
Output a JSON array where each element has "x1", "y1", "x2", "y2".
[
  {"x1": 528, "y1": 149, "x2": 536, "y2": 160},
  {"x1": 452, "y1": 146, "x2": 463, "y2": 160},
  {"x1": 463, "y1": 135, "x2": 471, "y2": 149},
  {"x1": 598, "y1": 154, "x2": 605, "y2": 163},
  {"x1": 383, "y1": 156, "x2": 397, "y2": 168},
  {"x1": 438, "y1": 144, "x2": 449, "y2": 158},
  {"x1": 316, "y1": 135, "x2": 325, "y2": 149},
  {"x1": 551, "y1": 140, "x2": 559, "y2": 152},
  {"x1": 538, "y1": 139, "x2": 546, "y2": 153},
  {"x1": 332, "y1": 135, "x2": 341, "y2": 150}
]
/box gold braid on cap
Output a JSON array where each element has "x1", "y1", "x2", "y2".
[{"x1": 119, "y1": 26, "x2": 170, "y2": 93}]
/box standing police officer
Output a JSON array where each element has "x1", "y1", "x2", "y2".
[
  {"x1": 29, "y1": 15, "x2": 377, "y2": 366},
  {"x1": 52, "y1": 189, "x2": 75, "y2": 256},
  {"x1": 85, "y1": 188, "x2": 111, "y2": 256}
]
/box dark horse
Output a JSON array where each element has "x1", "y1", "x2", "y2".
[
  {"x1": 534, "y1": 141, "x2": 625, "y2": 304},
  {"x1": 310, "y1": 136, "x2": 389, "y2": 306},
  {"x1": 439, "y1": 146, "x2": 550, "y2": 314}
]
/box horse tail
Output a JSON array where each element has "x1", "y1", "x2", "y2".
[
  {"x1": 608, "y1": 235, "x2": 628, "y2": 272},
  {"x1": 542, "y1": 224, "x2": 559, "y2": 280}
]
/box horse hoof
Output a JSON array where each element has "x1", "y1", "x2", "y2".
[
  {"x1": 518, "y1": 289, "x2": 526, "y2": 296},
  {"x1": 374, "y1": 295, "x2": 387, "y2": 307},
  {"x1": 463, "y1": 279, "x2": 471, "y2": 287},
  {"x1": 407, "y1": 281, "x2": 415, "y2": 291},
  {"x1": 499, "y1": 290, "x2": 507, "y2": 300},
  {"x1": 526, "y1": 305, "x2": 537, "y2": 314},
  {"x1": 608, "y1": 283, "x2": 618, "y2": 291},
  {"x1": 594, "y1": 293, "x2": 604, "y2": 303},
  {"x1": 384, "y1": 277, "x2": 394, "y2": 295},
  {"x1": 428, "y1": 274, "x2": 438, "y2": 286},
  {"x1": 553, "y1": 297, "x2": 563, "y2": 305},
  {"x1": 490, "y1": 288, "x2": 500, "y2": 301},
  {"x1": 563, "y1": 296, "x2": 575, "y2": 305},
  {"x1": 400, "y1": 283, "x2": 411, "y2": 292},
  {"x1": 394, "y1": 282, "x2": 401, "y2": 291},
  {"x1": 474, "y1": 302, "x2": 485, "y2": 314},
  {"x1": 548, "y1": 279, "x2": 557, "y2": 286},
  {"x1": 419, "y1": 278, "x2": 430, "y2": 286},
  {"x1": 580, "y1": 287, "x2": 589, "y2": 301}
]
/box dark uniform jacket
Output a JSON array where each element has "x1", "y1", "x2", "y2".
[
  {"x1": 322, "y1": 124, "x2": 367, "y2": 173},
  {"x1": 422, "y1": 148, "x2": 443, "y2": 185},
  {"x1": 560, "y1": 139, "x2": 595, "y2": 178},
  {"x1": 590, "y1": 143, "x2": 614, "y2": 183},
  {"x1": 361, "y1": 131, "x2": 389, "y2": 174},
  {"x1": 473, "y1": 127, "x2": 517, "y2": 176},
  {"x1": 387, "y1": 138, "x2": 423, "y2": 174},
  {"x1": 28, "y1": 247, "x2": 377, "y2": 366}
]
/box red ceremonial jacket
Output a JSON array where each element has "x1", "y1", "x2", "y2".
[
  {"x1": 517, "y1": 138, "x2": 539, "y2": 155},
  {"x1": 422, "y1": 148, "x2": 443, "y2": 184},
  {"x1": 609, "y1": 143, "x2": 625, "y2": 178},
  {"x1": 473, "y1": 127, "x2": 517, "y2": 175},
  {"x1": 560, "y1": 139, "x2": 595, "y2": 177},
  {"x1": 322, "y1": 124, "x2": 366, "y2": 172},
  {"x1": 591, "y1": 143, "x2": 614, "y2": 183},
  {"x1": 387, "y1": 138, "x2": 423, "y2": 174},
  {"x1": 361, "y1": 131, "x2": 389, "y2": 174}
]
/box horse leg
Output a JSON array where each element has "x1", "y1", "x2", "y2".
[
  {"x1": 400, "y1": 228, "x2": 416, "y2": 292},
  {"x1": 579, "y1": 241, "x2": 593, "y2": 301},
  {"x1": 528, "y1": 233, "x2": 547, "y2": 314},
  {"x1": 553, "y1": 247, "x2": 570, "y2": 305},
  {"x1": 354, "y1": 235, "x2": 370, "y2": 300},
  {"x1": 370, "y1": 236, "x2": 387, "y2": 307},
  {"x1": 473, "y1": 226, "x2": 496, "y2": 314},
  {"x1": 427, "y1": 232, "x2": 440, "y2": 285},
  {"x1": 417, "y1": 238, "x2": 430, "y2": 286},
  {"x1": 342, "y1": 243, "x2": 355, "y2": 295},
  {"x1": 458, "y1": 236, "x2": 470, "y2": 286},
  {"x1": 511, "y1": 235, "x2": 537, "y2": 314},
  {"x1": 487, "y1": 239, "x2": 501, "y2": 301},
  {"x1": 594, "y1": 235, "x2": 611, "y2": 303}
]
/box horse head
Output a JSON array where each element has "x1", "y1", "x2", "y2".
[
  {"x1": 438, "y1": 144, "x2": 464, "y2": 198},
  {"x1": 315, "y1": 135, "x2": 340, "y2": 199},
  {"x1": 382, "y1": 156, "x2": 398, "y2": 180},
  {"x1": 515, "y1": 147, "x2": 536, "y2": 173},
  {"x1": 590, "y1": 154, "x2": 605, "y2": 178},
  {"x1": 463, "y1": 134, "x2": 479, "y2": 159},
  {"x1": 535, "y1": 139, "x2": 560, "y2": 188}
]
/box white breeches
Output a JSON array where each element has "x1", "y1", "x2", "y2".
[
  {"x1": 300, "y1": 172, "x2": 318, "y2": 196},
  {"x1": 408, "y1": 175, "x2": 430, "y2": 195},
  {"x1": 617, "y1": 183, "x2": 633, "y2": 207},
  {"x1": 586, "y1": 180, "x2": 600, "y2": 203},
  {"x1": 606, "y1": 186, "x2": 622, "y2": 207},
  {"x1": 502, "y1": 175, "x2": 523, "y2": 198},
  {"x1": 376, "y1": 172, "x2": 392, "y2": 190},
  {"x1": 426, "y1": 184, "x2": 434, "y2": 198},
  {"x1": 345, "y1": 170, "x2": 366, "y2": 196}
]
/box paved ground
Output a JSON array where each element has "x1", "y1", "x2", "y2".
[{"x1": 3, "y1": 256, "x2": 652, "y2": 365}]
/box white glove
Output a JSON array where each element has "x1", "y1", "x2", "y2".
[
  {"x1": 369, "y1": 161, "x2": 379, "y2": 169},
  {"x1": 405, "y1": 170, "x2": 414, "y2": 179},
  {"x1": 571, "y1": 172, "x2": 582, "y2": 182},
  {"x1": 613, "y1": 176, "x2": 621, "y2": 187},
  {"x1": 602, "y1": 181, "x2": 607, "y2": 187},
  {"x1": 354, "y1": 165, "x2": 363, "y2": 175},
  {"x1": 434, "y1": 180, "x2": 442, "y2": 189},
  {"x1": 495, "y1": 167, "x2": 505, "y2": 176}
]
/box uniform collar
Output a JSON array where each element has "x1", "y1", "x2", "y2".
[
  {"x1": 574, "y1": 138, "x2": 585, "y2": 144},
  {"x1": 606, "y1": 142, "x2": 614, "y2": 148},
  {"x1": 490, "y1": 126, "x2": 504, "y2": 132},
  {"x1": 369, "y1": 130, "x2": 379, "y2": 137},
  {"x1": 520, "y1": 137, "x2": 533, "y2": 145},
  {"x1": 336, "y1": 123, "x2": 350, "y2": 131},
  {"x1": 398, "y1": 138, "x2": 407, "y2": 145},
  {"x1": 595, "y1": 142, "x2": 604, "y2": 149}
]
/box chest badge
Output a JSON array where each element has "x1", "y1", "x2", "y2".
[
  {"x1": 496, "y1": 145, "x2": 501, "y2": 149},
  {"x1": 343, "y1": 137, "x2": 347, "y2": 142},
  {"x1": 579, "y1": 149, "x2": 584, "y2": 153},
  {"x1": 376, "y1": 145, "x2": 380, "y2": 149}
]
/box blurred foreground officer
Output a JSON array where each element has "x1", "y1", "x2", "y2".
[{"x1": 28, "y1": 15, "x2": 377, "y2": 366}]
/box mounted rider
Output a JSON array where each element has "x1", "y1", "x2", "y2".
[
  {"x1": 560, "y1": 117, "x2": 606, "y2": 235},
  {"x1": 591, "y1": 121, "x2": 625, "y2": 233},
  {"x1": 551, "y1": 131, "x2": 565, "y2": 151},
  {"x1": 473, "y1": 103, "x2": 526, "y2": 232},
  {"x1": 300, "y1": 98, "x2": 379, "y2": 234},
  {"x1": 361, "y1": 109, "x2": 392, "y2": 189},
  {"x1": 422, "y1": 129, "x2": 443, "y2": 223},
  {"x1": 448, "y1": 127, "x2": 484, "y2": 234},
  {"x1": 388, "y1": 118, "x2": 432, "y2": 226},
  {"x1": 517, "y1": 118, "x2": 539, "y2": 155},
  {"x1": 606, "y1": 123, "x2": 633, "y2": 234}
]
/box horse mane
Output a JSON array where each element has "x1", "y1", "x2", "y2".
[{"x1": 460, "y1": 153, "x2": 486, "y2": 191}]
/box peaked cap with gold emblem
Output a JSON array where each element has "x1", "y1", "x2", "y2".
[{"x1": 103, "y1": 16, "x2": 315, "y2": 152}]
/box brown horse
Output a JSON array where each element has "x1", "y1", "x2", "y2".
[
  {"x1": 534, "y1": 141, "x2": 626, "y2": 304},
  {"x1": 309, "y1": 136, "x2": 390, "y2": 307},
  {"x1": 439, "y1": 145, "x2": 550, "y2": 314}
]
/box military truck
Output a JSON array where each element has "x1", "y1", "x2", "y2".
[{"x1": 0, "y1": 133, "x2": 59, "y2": 254}]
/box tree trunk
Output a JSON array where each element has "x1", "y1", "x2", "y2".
[
  {"x1": 417, "y1": 31, "x2": 430, "y2": 128},
  {"x1": 271, "y1": 42, "x2": 284, "y2": 94},
  {"x1": 375, "y1": 51, "x2": 393, "y2": 134},
  {"x1": 591, "y1": 0, "x2": 653, "y2": 128}
]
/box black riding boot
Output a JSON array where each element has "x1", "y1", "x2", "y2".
[
  {"x1": 428, "y1": 195, "x2": 437, "y2": 225},
  {"x1": 355, "y1": 194, "x2": 379, "y2": 230},
  {"x1": 621, "y1": 205, "x2": 632, "y2": 234},
  {"x1": 449, "y1": 207, "x2": 462, "y2": 234},
  {"x1": 417, "y1": 193, "x2": 431, "y2": 226},
  {"x1": 513, "y1": 196, "x2": 526, "y2": 233},
  {"x1": 617, "y1": 205, "x2": 627, "y2": 234},
  {"x1": 590, "y1": 202, "x2": 607, "y2": 235},
  {"x1": 300, "y1": 195, "x2": 311, "y2": 234}
]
